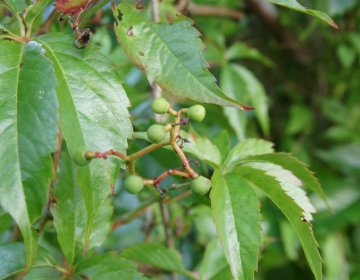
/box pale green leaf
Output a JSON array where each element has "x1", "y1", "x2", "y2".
[
  {"x1": 199, "y1": 239, "x2": 232, "y2": 280},
  {"x1": 236, "y1": 166, "x2": 322, "y2": 280},
  {"x1": 210, "y1": 170, "x2": 262, "y2": 280},
  {"x1": 243, "y1": 153, "x2": 331, "y2": 211},
  {"x1": 75, "y1": 252, "x2": 147, "y2": 280},
  {"x1": 120, "y1": 243, "x2": 192, "y2": 277},
  {"x1": 0, "y1": 0, "x2": 27, "y2": 13},
  {"x1": 267, "y1": 0, "x2": 338, "y2": 29},
  {"x1": 133, "y1": 128, "x2": 222, "y2": 169},
  {"x1": 0, "y1": 243, "x2": 56, "y2": 280},
  {"x1": 212, "y1": 130, "x2": 231, "y2": 164},
  {"x1": 225, "y1": 42, "x2": 274, "y2": 67},
  {"x1": 50, "y1": 144, "x2": 113, "y2": 264},
  {"x1": 222, "y1": 138, "x2": 274, "y2": 174},
  {"x1": 113, "y1": 1, "x2": 252, "y2": 110},
  {"x1": 242, "y1": 162, "x2": 316, "y2": 220},
  {"x1": 36, "y1": 33, "x2": 132, "y2": 252},
  {"x1": 0, "y1": 40, "x2": 58, "y2": 268}
]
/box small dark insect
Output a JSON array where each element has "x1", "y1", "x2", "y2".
[
  {"x1": 301, "y1": 215, "x2": 307, "y2": 222},
  {"x1": 127, "y1": 26, "x2": 134, "y2": 36},
  {"x1": 136, "y1": 0, "x2": 145, "y2": 10},
  {"x1": 73, "y1": 28, "x2": 92, "y2": 49}
]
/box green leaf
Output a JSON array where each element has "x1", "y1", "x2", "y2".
[
  {"x1": 120, "y1": 243, "x2": 192, "y2": 277},
  {"x1": 199, "y1": 239, "x2": 232, "y2": 280},
  {"x1": 113, "y1": 1, "x2": 253, "y2": 110},
  {"x1": 50, "y1": 144, "x2": 113, "y2": 265},
  {"x1": 0, "y1": 243, "x2": 56, "y2": 280},
  {"x1": 221, "y1": 64, "x2": 269, "y2": 140},
  {"x1": 24, "y1": 0, "x2": 52, "y2": 37},
  {"x1": 212, "y1": 130, "x2": 231, "y2": 164},
  {"x1": 242, "y1": 162, "x2": 316, "y2": 220},
  {"x1": 210, "y1": 170, "x2": 262, "y2": 280},
  {"x1": 243, "y1": 153, "x2": 331, "y2": 211},
  {"x1": 0, "y1": 0, "x2": 27, "y2": 13},
  {"x1": 36, "y1": 33, "x2": 132, "y2": 252},
  {"x1": 222, "y1": 138, "x2": 274, "y2": 174},
  {"x1": 236, "y1": 166, "x2": 322, "y2": 280},
  {"x1": 75, "y1": 252, "x2": 146, "y2": 280},
  {"x1": 225, "y1": 42, "x2": 274, "y2": 67},
  {"x1": 0, "y1": 41, "x2": 58, "y2": 268},
  {"x1": 267, "y1": 0, "x2": 338, "y2": 29},
  {"x1": 134, "y1": 128, "x2": 222, "y2": 169},
  {"x1": 0, "y1": 212, "x2": 13, "y2": 235}
]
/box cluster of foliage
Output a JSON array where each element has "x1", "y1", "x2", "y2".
[{"x1": 1, "y1": 0, "x2": 358, "y2": 279}]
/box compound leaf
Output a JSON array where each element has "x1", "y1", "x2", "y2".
[
  {"x1": 113, "y1": 1, "x2": 252, "y2": 110},
  {"x1": 0, "y1": 40, "x2": 58, "y2": 269},
  {"x1": 36, "y1": 33, "x2": 132, "y2": 253},
  {"x1": 236, "y1": 166, "x2": 322, "y2": 280},
  {"x1": 210, "y1": 170, "x2": 262, "y2": 280}
]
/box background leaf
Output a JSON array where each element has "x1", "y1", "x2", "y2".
[
  {"x1": 75, "y1": 252, "x2": 146, "y2": 280},
  {"x1": 210, "y1": 170, "x2": 262, "y2": 280},
  {"x1": 113, "y1": 1, "x2": 252, "y2": 110},
  {"x1": 120, "y1": 243, "x2": 192, "y2": 277},
  {"x1": 36, "y1": 33, "x2": 132, "y2": 252},
  {"x1": 267, "y1": 0, "x2": 338, "y2": 29},
  {"x1": 0, "y1": 243, "x2": 56, "y2": 280},
  {"x1": 0, "y1": 40, "x2": 58, "y2": 268}
]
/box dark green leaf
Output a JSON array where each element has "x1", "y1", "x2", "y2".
[
  {"x1": 0, "y1": 212, "x2": 13, "y2": 235},
  {"x1": 236, "y1": 166, "x2": 322, "y2": 280},
  {"x1": 0, "y1": 40, "x2": 58, "y2": 268},
  {"x1": 199, "y1": 239, "x2": 232, "y2": 280},
  {"x1": 113, "y1": 1, "x2": 252, "y2": 110},
  {"x1": 212, "y1": 130, "x2": 231, "y2": 164},
  {"x1": 267, "y1": 0, "x2": 338, "y2": 28},
  {"x1": 120, "y1": 243, "x2": 192, "y2": 277},
  {"x1": 210, "y1": 170, "x2": 262, "y2": 280},
  {"x1": 75, "y1": 252, "x2": 146, "y2": 280},
  {"x1": 36, "y1": 33, "x2": 132, "y2": 252},
  {"x1": 243, "y1": 153, "x2": 331, "y2": 211},
  {"x1": 222, "y1": 138, "x2": 274, "y2": 173},
  {"x1": 0, "y1": 0, "x2": 27, "y2": 13},
  {"x1": 0, "y1": 243, "x2": 56, "y2": 280},
  {"x1": 50, "y1": 144, "x2": 113, "y2": 265}
]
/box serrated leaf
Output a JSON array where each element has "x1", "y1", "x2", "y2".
[
  {"x1": 120, "y1": 243, "x2": 192, "y2": 277},
  {"x1": 222, "y1": 138, "x2": 274, "y2": 174},
  {"x1": 36, "y1": 33, "x2": 132, "y2": 252},
  {"x1": 0, "y1": 243, "x2": 56, "y2": 280},
  {"x1": 24, "y1": 0, "x2": 52, "y2": 36},
  {"x1": 199, "y1": 239, "x2": 232, "y2": 280},
  {"x1": 50, "y1": 144, "x2": 113, "y2": 264},
  {"x1": 210, "y1": 170, "x2": 262, "y2": 280},
  {"x1": 242, "y1": 162, "x2": 316, "y2": 220},
  {"x1": 0, "y1": 41, "x2": 58, "y2": 268},
  {"x1": 242, "y1": 153, "x2": 331, "y2": 211},
  {"x1": 75, "y1": 252, "x2": 147, "y2": 280},
  {"x1": 267, "y1": 0, "x2": 338, "y2": 29},
  {"x1": 235, "y1": 166, "x2": 322, "y2": 280},
  {"x1": 113, "y1": 1, "x2": 252, "y2": 110}
]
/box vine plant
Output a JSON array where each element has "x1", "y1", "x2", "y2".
[{"x1": 0, "y1": 0, "x2": 337, "y2": 279}]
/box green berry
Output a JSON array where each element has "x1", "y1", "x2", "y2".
[
  {"x1": 187, "y1": 105, "x2": 206, "y2": 122},
  {"x1": 124, "y1": 175, "x2": 144, "y2": 194},
  {"x1": 190, "y1": 176, "x2": 211, "y2": 195},
  {"x1": 151, "y1": 97, "x2": 170, "y2": 114},
  {"x1": 73, "y1": 146, "x2": 91, "y2": 166},
  {"x1": 147, "y1": 124, "x2": 166, "y2": 143}
]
